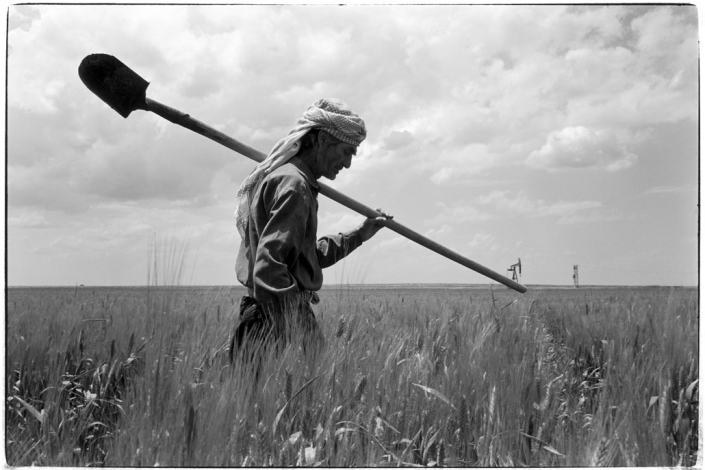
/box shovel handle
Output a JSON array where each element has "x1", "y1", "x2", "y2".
[
  {"x1": 146, "y1": 98, "x2": 267, "y2": 163},
  {"x1": 144, "y1": 98, "x2": 527, "y2": 293}
]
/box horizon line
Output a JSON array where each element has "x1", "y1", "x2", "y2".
[{"x1": 6, "y1": 283, "x2": 697, "y2": 289}]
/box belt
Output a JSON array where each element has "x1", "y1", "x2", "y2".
[{"x1": 247, "y1": 289, "x2": 320, "y2": 305}]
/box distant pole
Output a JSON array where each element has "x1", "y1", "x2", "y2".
[{"x1": 573, "y1": 265, "x2": 579, "y2": 288}]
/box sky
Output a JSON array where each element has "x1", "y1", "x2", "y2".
[{"x1": 5, "y1": 3, "x2": 700, "y2": 287}]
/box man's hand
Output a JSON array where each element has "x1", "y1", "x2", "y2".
[{"x1": 356, "y1": 208, "x2": 393, "y2": 243}]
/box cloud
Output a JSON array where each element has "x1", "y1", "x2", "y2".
[
  {"x1": 424, "y1": 224, "x2": 454, "y2": 240},
  {"x1": 5, "y1": 5, "x2": 698, "y2": 287},
  {"x1": 343, "y1": 5, "x2": 694, "y2": 185},
  {"x1": 429, "y1": 190, "x2": 608, "y2": 225},
  {"x1": 371, "y1": 235, "x2": 412, "y2": 253},
  {"x1": 317, "y1": 211, "x2": 362, "y2": 236},
  {"x1": 81, "y1": 132, "x2": 221, "y2": 202},
  {"x1": 427, "y1": 203, "x2": 496, "y2": 226},
  {"x1": 9, "y1": 122, "x2": 229, "y2": 213},
  {"x1": 554, "y1": 212, "x2": 620, "y2": 225},
  {"x1": 9, "y1": 164, "x2": 92, "y2": 214},
  {"x1": 29, "y1": 201, "x2": 232, "y2": 256},
  {"x1": 642, "y1": 184, "x2": 698, "y2": 196},
  {"x1": 476, "y1": 190, "x2": 603, "y2": 222},
  {"x1": 631, "y1": 7, "x2": 698, "y2": 61},
  {"x1": 179, "y1": 61, "x2": 226, "y2": 99},
  {"x1": 12, "y1": 5, "x2": 691, "y2": 191},
  {"x1": 431, "y1": 148, "x2": 496, "y2": 184},
  {"x1": 527, "y1": 126, "x2": 637, "y2": 172},
  {"x1": 383, "y1": 130, "x2": 414, "y2": 151},
  {"x1": 432, "y1": 194, "x2": 605, "y2": 239},
  {"x1": 9, "y1": 6, "x2": 41, "y2": 33},
  {"x1": 468, "y1": 233, "x2": 497, "y2": 251},
  {"x1": 8, "y1": 211, "x2": 50, "y2": 228}
]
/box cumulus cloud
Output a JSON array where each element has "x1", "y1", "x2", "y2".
[
  {"x1": 527, "y1": 126, "x2": 637, "y2": 171},
  {"x1": 9, "y1": 5, "x2": 696, "y2": 200},
  {"x1": 383, "y1": 130, "x2": 414, "y2": 151},
  {"x1": 9, "y1": 6, "x2": 41, "y2": 33},
  {"x1": 348, "y1": 6, "x2": 693, "y2": 185}
]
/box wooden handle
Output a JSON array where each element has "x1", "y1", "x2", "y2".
[
  {"x1": 144, "y1": 98, "x2": 527, "y2": 293},
  {"x1": 146, "y1": 98, "x2": 267, "y2": 163}
]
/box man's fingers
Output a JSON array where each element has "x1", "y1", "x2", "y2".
[{"x1": 375, "y1": 208, "x2": 393, "y2": 219}]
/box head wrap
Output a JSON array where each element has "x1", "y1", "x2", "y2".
[{"x1": 235, "y1": 98, "x2": 366, "y2": 239}]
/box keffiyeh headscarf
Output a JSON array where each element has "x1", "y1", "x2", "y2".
[{"x1": 235, "y1": 98, "x2": 366, "y2": 239}]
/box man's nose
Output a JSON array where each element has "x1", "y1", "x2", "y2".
[{"x1": 343, "y1": 154, "x2": 353, "y2": 169}]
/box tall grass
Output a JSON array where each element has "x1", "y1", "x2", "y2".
[{"x1": 6, "y1": 264, "x2": 699, "y2": 466}]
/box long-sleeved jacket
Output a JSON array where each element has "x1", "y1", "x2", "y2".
[{"x1": 236, "y1": 157, "x2": 362, "y2": 310}]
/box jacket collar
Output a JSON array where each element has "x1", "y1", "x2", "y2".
[{"x1": 289, "y1": 157, "x2": 320, "y2": 190}]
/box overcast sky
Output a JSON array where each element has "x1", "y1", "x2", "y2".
[{"x1": 6, "y1": 3, "x2": 699, "y2": 287}]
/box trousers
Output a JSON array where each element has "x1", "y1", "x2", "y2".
[{"x1": 229, "y1": 295, "x2": 324, "y2": 363}]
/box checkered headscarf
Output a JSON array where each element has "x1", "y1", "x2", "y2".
[{"x1": 235, "y1": 98, "x2": 366, "y2": 238}]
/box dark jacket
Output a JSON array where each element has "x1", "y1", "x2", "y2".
[{"x1": 236, "y1": 157, "x2": 362, "y2": 311}]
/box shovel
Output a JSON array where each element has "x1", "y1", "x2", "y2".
[{"x1": 78, "y1": 53, "x2": 527, "y2": 294}]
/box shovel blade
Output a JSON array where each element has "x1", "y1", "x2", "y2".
[{"x1": 78, "y1": 53, "x2": 149, "y2": 118}]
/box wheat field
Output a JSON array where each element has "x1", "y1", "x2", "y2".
[{"x1": 5, "y1": 281, "x2": 699, "y2": 467}]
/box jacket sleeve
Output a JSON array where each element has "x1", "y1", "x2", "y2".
[
  {"x1": 317, "y1": 230, "x2": 364, "y2": 269},
  {"x1": 252, "y1": 175, "x2": 311, "y2": 311}
]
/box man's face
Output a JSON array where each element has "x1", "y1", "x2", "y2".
[{"x1": 313, "y1": 134, "x2": 357, "y2": 180}]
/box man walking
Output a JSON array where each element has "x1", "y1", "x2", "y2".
[{"x1": 231, "y1": 98, "x2": 390, "y2": 361}]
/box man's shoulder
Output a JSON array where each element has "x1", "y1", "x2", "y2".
[
  {"x1": 269, "y1": 161, "x2": 304, "y2": 180},
  {"x1": 264, "y1": 162, "x2": 305, "y2": 190},
  {"x1": 259, "y1": 162, "x2": 313, "y2": 201},
  {"x1": 266, "y1": 158, "x2": 317, "y2": 189}
]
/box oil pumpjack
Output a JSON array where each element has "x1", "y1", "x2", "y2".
[{"x1": 507, "y1": 258, "x2": 522, "y2": 283}]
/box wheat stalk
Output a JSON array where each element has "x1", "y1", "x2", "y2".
[{"x1": 437, "y1": 438, "x2": 445, "y2": 467}]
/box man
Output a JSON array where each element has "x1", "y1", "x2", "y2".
[{"x1": 231, "y1": 98, "x2": 390, "y2": 360}]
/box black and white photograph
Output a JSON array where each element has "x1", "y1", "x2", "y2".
[{"x1": 5, "y1": 3, "x2": 699, "y2": 467}]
